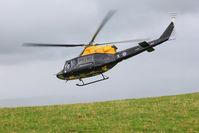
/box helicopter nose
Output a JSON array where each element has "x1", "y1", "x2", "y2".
[{"x1": 56, "y1": 71, "x2": 65, "y2": 80}]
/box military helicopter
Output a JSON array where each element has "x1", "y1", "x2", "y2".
[{"x1": 24, "y1": 11, "x2": 175, "y2": 86}]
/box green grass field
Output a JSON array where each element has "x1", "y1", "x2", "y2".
[{"x1": 0, "y1": 93, "x2": 199, "y2": 133}]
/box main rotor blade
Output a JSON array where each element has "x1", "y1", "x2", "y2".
[
  {"x1": 23, "y1": 43, "x2": 87, "y2": 47},
  {"x1": 95, "y1": 38, "x2": 150, "y2": 46},
  {"x1": 89, "y1": 10, "x2": 116, "y2": 45}
]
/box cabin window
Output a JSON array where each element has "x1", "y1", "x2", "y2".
[
  {"x1": 77, "y1": 55, "x2": 93, "y2": 65},
  {"x1": 86, "y1": 56, "x2": 93, "y2": 62}
]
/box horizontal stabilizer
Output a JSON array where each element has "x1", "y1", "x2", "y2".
[
  {"x1": 139, "y1": 41, "x2": 155, "y2": 52},
  {"x1": 147, "y1": 47, "x2": 155, "y2": 52},
  {"x1": 139, "y1": 41, "x2": 150, "y2": 47}
]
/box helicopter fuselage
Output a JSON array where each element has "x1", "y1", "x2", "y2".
[{"x1": 56, "y1": 37, "x2": 167, "y2": 81}]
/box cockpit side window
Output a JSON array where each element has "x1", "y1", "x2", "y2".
[
  {"x1": 86, "y1": 56, "x2": 93, "y2": 62},
  {"x1": 71, "y1": 59, "x2": 77, "y2": 68}
]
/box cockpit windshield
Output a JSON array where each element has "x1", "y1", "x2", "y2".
[{"x1": 64, "y1": 61, "x2": 71, "y2": 71}]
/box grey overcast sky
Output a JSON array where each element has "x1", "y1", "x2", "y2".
[{"x1": 0, "y1": 0, "x2": 199, "y2": 106}]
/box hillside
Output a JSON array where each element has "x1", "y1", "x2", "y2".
[{"x1": 0, "y1": 93, "x2": 199, "y2": 133}]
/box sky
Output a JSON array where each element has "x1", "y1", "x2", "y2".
[{"x1": 0, "y1": 0, "x2": 199, "y2": 107}]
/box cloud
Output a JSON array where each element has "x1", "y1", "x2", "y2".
[{"x1": 0, "y1": 0, "x2": 199, "y2": 103}]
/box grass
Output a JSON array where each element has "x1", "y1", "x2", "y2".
[{"x1": 0, "y1": 93, "x2": 199, "y2": 133}]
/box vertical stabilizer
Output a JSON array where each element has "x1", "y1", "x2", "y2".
[{"x1": 159, "y1": 14, "x2": 175, "y2": 40}]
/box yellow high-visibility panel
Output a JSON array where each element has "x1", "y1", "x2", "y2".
[{"x1": 81, "y1": 45, "x2": 116, "y2": 56}]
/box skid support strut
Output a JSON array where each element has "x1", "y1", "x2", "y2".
[{"x1": 76, "y1": 74, "x2": 109, "y2": 86}]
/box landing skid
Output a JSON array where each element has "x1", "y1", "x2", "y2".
[{"x1": 76, "y1": 74, "x2": 109, "y2": 86}]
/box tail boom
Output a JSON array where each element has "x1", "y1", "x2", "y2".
[{"x1": 116, "y1": 20, "x2": 175, "y2": 62}]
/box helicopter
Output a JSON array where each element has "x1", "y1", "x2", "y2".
[{"x1": 24, "y1": 11, "x2": 175, "y2": 86}]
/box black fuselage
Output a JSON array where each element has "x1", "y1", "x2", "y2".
[{"x1": 56, "y1": 39, "x2": 164, "y2": 80}]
